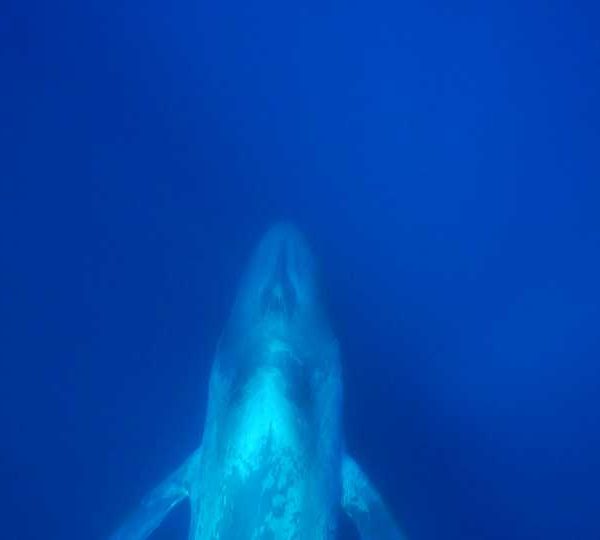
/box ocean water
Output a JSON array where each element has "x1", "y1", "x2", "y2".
[{"x1": 1, "y1": 1, "x2": 599, "y2": 539}]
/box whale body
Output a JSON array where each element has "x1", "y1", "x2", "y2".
[{"x1": 110, "y1": 224, "x2": 404, "y2": 540}]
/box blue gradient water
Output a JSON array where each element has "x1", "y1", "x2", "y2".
[{"x1": 1, "y1": 1, "x2": 599, "y2": 539}]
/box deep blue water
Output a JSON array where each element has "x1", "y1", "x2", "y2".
[{"x1": 1, "y1": 1, "x2": 599, "y2": 539}]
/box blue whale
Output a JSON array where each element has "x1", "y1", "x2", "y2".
[{"x1": 110, "y1": 223, "x2": 404, "y2": 540}]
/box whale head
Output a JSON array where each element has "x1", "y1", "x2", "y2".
[
  {"x1": 217, "y1": 223, "x2": 337, "y2": 381},
  {"x1": 237, "y1": 223, "x2": 319, "y2": 328}
]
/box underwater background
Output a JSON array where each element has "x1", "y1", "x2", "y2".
[{"x1": 1, "y1": 1, "x2": 599, "y2": 539}]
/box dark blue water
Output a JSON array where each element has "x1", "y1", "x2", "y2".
[{"x1": 2, "y1": 1, "x2": 599, "y2": 538}]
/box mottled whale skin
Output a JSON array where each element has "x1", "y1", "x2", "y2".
[{"x1": 110, "y1": 224, "x2": 404, "y2": 540}]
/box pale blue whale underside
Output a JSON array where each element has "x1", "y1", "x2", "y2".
[{"x1": 110, "y1": 224, "x2": 405, "y2": 540}]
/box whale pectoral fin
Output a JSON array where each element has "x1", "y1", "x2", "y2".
[
  {"x1": 341, "y1": 454, "x2": 406, "y2": 540},
  {"x1": 109, "y1": 446, "x2": 202, "y2": 540}
]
